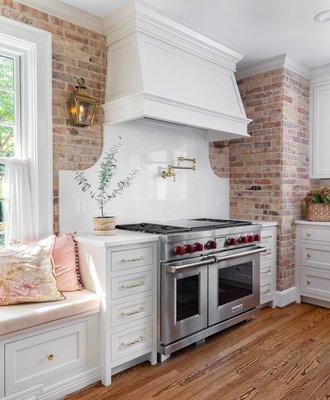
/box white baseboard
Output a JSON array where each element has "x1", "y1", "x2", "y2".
[
  {"x1": 275, "y1": 287, "x2": 297, "y2": 307},
  {"x1": 4, "y1": 368, "x2": 101, "y2": 400}
]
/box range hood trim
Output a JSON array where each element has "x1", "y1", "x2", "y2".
[{"x1": 103, "y1": 0, "x2": 251, "y2": 138}]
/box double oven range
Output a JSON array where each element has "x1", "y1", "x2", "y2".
[{"x1": 117, "y1": 218, "x2": 266, "y2": 357}]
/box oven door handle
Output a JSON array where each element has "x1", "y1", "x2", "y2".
[
  {"x1": 165, "y1": 256, "x2": 217, "y2": 274},
  {"x1": 214, "y1": 246, "x2": 267, "y2": 263}
]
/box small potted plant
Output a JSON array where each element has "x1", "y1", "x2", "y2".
[
  {"x1": 304, "y1": 186, "x2": 330, "y2": 222},
  {"x1": 74, "y1": 139, "x2": 138, "y2": 235}
]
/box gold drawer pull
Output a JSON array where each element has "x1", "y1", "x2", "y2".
[
  {"x1": 120, "y1": 280, "x2": 145, "y2": 289},
  {"x1": 261, "y1": 268, "x2": 272, "y2": 274},
  {"x1": 47, "y1": 354, "x2": 54, "y2": 361},
  {"x1": 121, "y1": 336, "x2": 144, "y2": 348},
  {"x1": 261, "y1": 251, "x2": 271, "y2": 256},
  {"x1": 306, "y1": 280, "x2": 311, "y2": 285},
  {"x1": 120, "y1": 306, "x2": 144, "y2": 317},
  {"x1": 306, "y1": 233, "x2": 311, "y2": 238},
  {"x1": 262, "y1": 235, "x2": 273, "y2": 239},
  {"x1": 121, "y1": 256, "x2": 146, "y2": 263},
  {"x1": 261, "y1": 289, "x2": 272, "y2": 295},
  {"x1": 306, "y1": 254, "x2": 311, "y2": 258}
]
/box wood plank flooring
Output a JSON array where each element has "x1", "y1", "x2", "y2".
[{"x1": 64, "y1": 303, "x2": 330, "y2": 400}]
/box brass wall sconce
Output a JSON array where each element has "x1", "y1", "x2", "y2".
[
  {"x1": 67, "y1": 78, "x2": 100, "y2": 127},
  {"x1": 161, "y1": 156, "x2": 196, "y2": 181}
]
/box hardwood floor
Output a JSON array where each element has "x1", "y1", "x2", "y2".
[{"x1": 64, "y1": 304, "x2": 330, "y2": 400}]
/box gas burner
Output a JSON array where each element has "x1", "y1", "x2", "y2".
[{"x1": 116, "y1": 223, "x2": 190, "y2": 234}]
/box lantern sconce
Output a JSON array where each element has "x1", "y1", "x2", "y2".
[{"x1": 67, "y1": 78, "x2": 100, "y2": 127}]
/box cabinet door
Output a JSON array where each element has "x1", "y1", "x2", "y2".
[{"x1": 311, "y1": 83, "x2": 330, "y2": 178}]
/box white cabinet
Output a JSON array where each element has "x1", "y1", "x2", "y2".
[
  {"x1": 259, "y1": 224, "x2": 277, "y2": 307},
  {"x1": 77, "y1": 233, "x2": 158, "y2": 387},
  {"x1": 310, "y1": 70, "x2": 330, "y2": 178},
  {"x1": 296, "y1": 221, "x2": 330, "y2": 307}
]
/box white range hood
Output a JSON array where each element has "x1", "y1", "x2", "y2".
[{"x1": 102, "y1": 0, "x2": 251, "y2": 140}]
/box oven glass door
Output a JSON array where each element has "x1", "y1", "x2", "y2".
[
  {"x1": 161, "y1": 263, "x2": 208, "y2": 345},
  {"x1": 209, "y1": 253, "x2": 260, "y2": 325}
]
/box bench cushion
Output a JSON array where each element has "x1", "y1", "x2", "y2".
[{"x1": 0, "y1": 290, "x2": 100, "y2": 336}]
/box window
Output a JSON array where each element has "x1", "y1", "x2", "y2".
[
  {"x1": 0, "y1": 53, "x2": 20, "y2": 245},
  {"x1": 0, "y1": 16, "x2": 53, "y2": 242}
]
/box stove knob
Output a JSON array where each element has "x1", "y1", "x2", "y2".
[
  {"x1": 253, "y1": 234, "x2": 260, "y2": 242},
  {"x1": 173, "y1": 245, "x2": 185, "y2": 256},
  {"x1": 205, "y1": 240, "x2": 217, "y2": 250},
  {"x1": 239, "y1": 236, "x2": 247, "y2": 244},
  {"x1": 184, "y1": 244, "x2": 193, "y2": 253},
  {"x1": 226, "y1": 237, "x2": 236, "y2": 246},
  {"x1": 247, "y1": 235, "x2": 253, "y2": 243},
  {"x1": 193, "y1": 242, "x2": 203, "y2": 252}
]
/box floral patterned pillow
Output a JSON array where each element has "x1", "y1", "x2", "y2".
[{"x1": 0, "y1": 237, "x2": 64, "y2": 306}]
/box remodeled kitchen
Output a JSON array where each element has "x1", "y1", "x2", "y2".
[{"x1": 0, "y1": 1, "x2": 329, "y2": 400}]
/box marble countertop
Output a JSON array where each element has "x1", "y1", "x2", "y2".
[
  {"x1": 252, "y1": 220, "x2": 278, "y2": 227},
  {"x1": 295, "y1": 220, "x2": 330, "y2": 226},
  {"x1": 75, "y1": 230, "x2": 159, "y2": 247}
]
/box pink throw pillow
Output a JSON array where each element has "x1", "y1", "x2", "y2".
[{"x1": 53, "y1": 234, "x2": 83, "y2": 292}]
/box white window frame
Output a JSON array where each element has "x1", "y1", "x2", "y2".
[{"x1": 0, "y1": 16, "x2": 53, "y2": 238}]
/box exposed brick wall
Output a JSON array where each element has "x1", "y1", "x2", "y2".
[
  {"x1": 211, "y1": 67, "x2": 323, "y2": 291},
  {"x1": 209, "y1": 142, "x2": 229, "y2": 178},
  {"x1": 0, "y1": 1, "x2": 106, "y2": 233}
]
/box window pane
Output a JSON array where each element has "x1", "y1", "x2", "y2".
[
  {"x1": 0, "y1": 90, "x2": 15, "y2": 125},
  {"x1": 0, "y1": 126, "x2": 14, "y2": 157},
  {"x1": 0, "y1": 56, "x2": 14, "y2": 90}
]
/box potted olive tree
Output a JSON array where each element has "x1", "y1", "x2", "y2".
[{"x1": 74, "y1": 140, "x2": 138, "y2": 235}]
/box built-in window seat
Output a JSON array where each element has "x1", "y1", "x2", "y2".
[
  {"x1": 0, "y1": 290, "x2": 101, "y2": 400},
  {"x1": 0, "y1": 290, "x2": 100, "y2": 336}
]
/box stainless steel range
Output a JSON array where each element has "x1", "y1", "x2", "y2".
[{"x1": 117, "y1": 218, "x2": 266, "y2": 357}]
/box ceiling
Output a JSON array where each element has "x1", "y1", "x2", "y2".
[{"x1": 60, "y1": 0, "x2": 330, "y2": 69}]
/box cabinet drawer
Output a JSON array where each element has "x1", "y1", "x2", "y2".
[
  {"x1": 5, "y1": 322, "x2": 86, "y2": 396},
  {"x1": 111, "y1": 295, "x2": 153, "y2": 327},
  {"x1": 260, "y1": 262, "x2": 273, "y2": 276},
  {"x1": 260, "y1": 282, "x2": 273, "y2": 297},
  {"x1": 111, "y1": 321, "x2": 153, "y2": 362},
  {"x1": 301, "y1": 243, "x2": 330, "y2": 270},
  {"x1": 111, "y1": 246, "x2": 153, "y2": 272},
  {"x1": 260, "y1": 272, "x2": 272, "y2": 286},
  {"x1": 301, "y1": 227, "x2": 330, "y2": 243},
  {"x1": 111, "y1": 270, "x2": 153, "y2": 299},
  {"x1": 301, "y1": 267, "x2": 330, "y2": 300},
  {"x1": 261, "y1": 231, "x2": 275, "y2": 245},
  {"x1": 260, "y1": 245, "x2": 274, "y2": 260}
]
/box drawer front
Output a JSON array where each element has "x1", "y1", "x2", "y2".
[
  {"x1": 111, "y1": 246, "x2": 153, "y2": 272},
  {"x1": 111, "y1": 270, "x2": 153, "y2": 299},
  {"x1": 260, "y1": 272, "x2": 272, "y2": 286},
  {"x1": 111, "y1": 321, "x2": 153, "y2": 362},
  {"x1": 5, "y1": 322, "x2": 86, "y2": 396},
  {"x1": 301, "y1": 227, "x2": 330, "y2": 243},
  {"x1": 260, "y1": 244, "x2": 274, "y2": 260},
  {"x1": 301, "y1": 243, "x2": 330, "y2": 270},
  {"x1": 260, "y1": 261, "x2": 273, "y2": 277},
  {"x1": 111, "y1": 295, "x2": 153, "y2": 327},
  {"x1": 261, "y1": 230, "x2": 275, "y2": 245},
  {"x1": 301, "y1": 268, "x2": 330, "y2": 299},
  {"x1": 260, "y1": 282, "x2": 273, "y2": 297}
]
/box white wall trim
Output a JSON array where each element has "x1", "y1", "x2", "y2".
[
  {"x1": 236, "y1": 54, "x2": 311, "y2": 80},
  {"x1": 0, "y1": 15, "x2": 53, "y2": 237},
  {"x1": 310, "y1": 63, "x2": 330, "y2": 85},
  {"x1": 16, "y1": 0, "x2": 102, "y2": 33},
  {"x1": 275, "y1": 287, "x2": 297, "y2": 308}
]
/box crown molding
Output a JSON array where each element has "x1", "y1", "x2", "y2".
[
  {"x1": 102, "y1": 0, "x2": 245, "y2": 68},
  {"x1": 17, "y1": 0, "x2": 102, "y2": 33},
  {"x1": 310, "y1": 63, "x2": 330, "y2": 85},
  {"x1": 236, "y1": 54, "x2": 311, "y2": 80}
]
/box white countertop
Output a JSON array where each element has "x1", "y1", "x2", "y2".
[
  {"x1": 75, "y1": 230, "x2": 159, "y2": 247},
  {"x1": 252, "y1": 220, "x2": 278, "y2": 227},
  {"x1": 295, "y1": 220, "x2": 330, "y2": 226}
]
